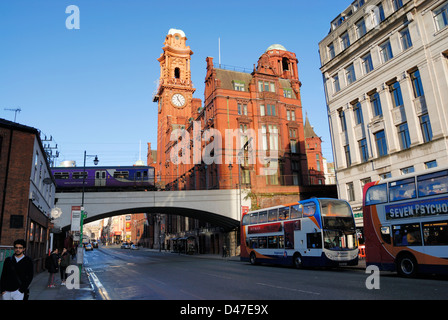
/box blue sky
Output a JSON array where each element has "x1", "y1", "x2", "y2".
[{"x1": 0, "y1": 0, "x2": 349, "y2": 167}]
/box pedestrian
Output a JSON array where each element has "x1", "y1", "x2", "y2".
[
  {"x1": 59, "y1": 248, "x2": 70, "y2": 286},
  {"x1": 45, "y1": 248, "x2": 59, "y2": 288},
  {"x1": 0, "y1": 239, "x2": 34, "y2": 300}
]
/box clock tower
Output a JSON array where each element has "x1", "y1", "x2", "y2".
[{"x1": 153, "y1": 29, "x2": 197, "y2": 187}]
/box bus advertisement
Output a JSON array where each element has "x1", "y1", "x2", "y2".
[
  {"x1": 240, "y1": 198, "x2": 359, "y2": 268},
  {"x1": 363, "y1": 166, "x2": 448, "y2": 277}
]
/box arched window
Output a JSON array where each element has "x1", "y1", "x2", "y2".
[
  {"x1": 174, "y1": 67, "x2": 180, "y2": 79},
  {"x1": 282, "y1": 57, "x2": 289, "y2": 71}
]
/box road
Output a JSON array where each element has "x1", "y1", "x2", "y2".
[{"x1": 83, "y1": 245, "x2": 448, "y2": 301}]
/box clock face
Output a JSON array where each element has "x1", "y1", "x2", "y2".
[{"x1": 171, "y1": 93, "x2": 186, "y2": 107}]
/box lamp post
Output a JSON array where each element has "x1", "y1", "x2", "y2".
[{"x1": 79, "y1": 151, "x2": 99, "y2": 279}]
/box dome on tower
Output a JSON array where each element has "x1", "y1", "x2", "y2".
[
  {"x1": 168, "y1": 28, "x2": 186, "y2": 38},
  {"x1": 266, "y1": 44, "x2": 287, "y2": 52}
]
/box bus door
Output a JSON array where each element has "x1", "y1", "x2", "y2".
[{"x1": 95, "y1": 170, "x2": 107, "y2": 186}]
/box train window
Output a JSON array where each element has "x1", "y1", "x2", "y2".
[
  {"x1": 72, "y1": 172, "x2": 87, "y2": 179},
  {"x1": 54, "y1": 172, "x2": 69, "y2": 180},
  {"x1": 114, "y1": 171, "x2": 129, "y2": 179}
]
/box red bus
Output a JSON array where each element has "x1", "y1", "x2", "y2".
[{"x1": 363, "y1": 166, "x2": 448, "y2": 277}]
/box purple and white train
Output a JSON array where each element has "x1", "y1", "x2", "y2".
[{"x1": 51, "y1": 166, "x2": 155, "y2": 191}]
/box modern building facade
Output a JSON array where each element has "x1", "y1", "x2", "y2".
[
  {"x1": 319, "y1": 0, "x2": 448, "y2": 227},
  {"x1": 0, "y1": 118, "x2": 56, "y2": 272}
]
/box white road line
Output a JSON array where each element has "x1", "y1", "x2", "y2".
[
  {"x1": 86, "y1": 267, "x2": 111, "y2": 300},
  {"x1": 256, "y1": 282, "x2": 321, "y2": 295}
]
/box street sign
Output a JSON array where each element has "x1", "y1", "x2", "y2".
[{"x1": 71, "y1": 206, "x2": 82, "y2": 232}]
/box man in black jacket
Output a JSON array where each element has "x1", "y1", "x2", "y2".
[{"x1": 1, "y1": 239, "x2": 34, "y2": 300}]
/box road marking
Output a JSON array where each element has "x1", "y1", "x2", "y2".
[
  {"x1": 86, "y1": 267, "x2": 111, "y2": 300},
  {"x1": 256, "y1": 282, "x2": 321, "y2": 295}
]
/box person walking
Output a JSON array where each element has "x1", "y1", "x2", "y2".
[
  {"x1": 59, "y1": 248, "x2": 70, "y2": 286},
  {"x1": 45, "y1": 248, "x2": 59, "y2": 288},
  {"x1": 0, "y1": 239, "x2": 34, "y2": 300}
]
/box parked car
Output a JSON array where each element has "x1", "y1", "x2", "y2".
[
  {"x1": 121, "y1": 242, "x2": 130, "y2": 249},
  {"x1": 85, "y1": 243, "x2": 93, "y2": 251}
]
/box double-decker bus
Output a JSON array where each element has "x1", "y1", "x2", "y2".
[
  {"x1": 240, "y1": 198, "x2": 359, "y2": 268},
  {"x1": 363, "y1": 167, "x2": 448, "y2": 277}
]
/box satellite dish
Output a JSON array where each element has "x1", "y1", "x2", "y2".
[{"x1": 51, "y1": 207, "x2": 62, "y2": 219}]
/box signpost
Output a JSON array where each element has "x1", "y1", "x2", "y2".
[{"x1": 71, "y1": 205, "x2": 86, "y2": 281}]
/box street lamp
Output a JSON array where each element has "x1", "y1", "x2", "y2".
[{"x1": 78, "y1": 151, "x2": 99, "y2": 279}]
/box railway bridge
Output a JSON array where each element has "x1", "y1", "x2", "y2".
[{"x1": 53, "y1": 189, "x2": 249, "y2": 231}]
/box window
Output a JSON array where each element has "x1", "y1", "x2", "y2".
[
  {"x1": 392, "y1": 0, "x2": 403, "y2": 11},
  {"x1": 260, "y1": 104, "x2": 265, "y2": 116},
  {"x1": 237, "y1": 103, "x2": 247, "y2": 115},
  {"x1": 362, "y1": 53, "x2": 374, "y2": 74},
  {"x1": 434, "y1": 2, "x2": 448, "y2": 31},
  {"x1": 328, "y1": 43, "x2": 335, "y2": 59},
  {"x1": 375, "y1": 130, "x2": 388, "y2": 157},
  {"x1": 333, "y1": 74, "x2": 341, "y2": 93},
  {"x1": 410, "y1": 69, "x2": 424, "y2": 98},
  {"x1": 338, "y1": 109, "x2": 347, "y2": 131},
  {"x1": 347, "y1": 182, "x2": 355, "y2": 201},
  {"x1": 359, "y1": 138, "x2": 369, "y2": 163},
  {"x1": 54, "y1": 172, "x2": 69, "y2": 179},
  {"x1": 365, "y1": 184, "x2": 387, "y2": 205},
  {"x1": 423, "y1": 221, "x2": 448, "y2": 246},
  {"x1": 174, "y1": 67, "x2": 180, "y2": 79},
  {"x1": 353, "y1": 102, "x2": 363, "y2": 124},
  {"x1": 369, "y1": 3, "x2": 385, "y2": 26},
  {"x1": 114, "y1": 171, "x2": 129, "y2": 179},
  {"x1": 417, "y1": 169, "x2": 448, "y2": 197},
  {"x1": 346, "y1": 64, "x2": 356, "y2": 85},
  {"x1": 390, "y1": 81, "x2": 404, "y2": 107},
  {"x1": 420, "y1": 114, "x2": 433, "y2": 142},
  {"x1": 307, "y1": 232, "x2": 322, "y2": 249},
  {"x1": 370, "y1": 92, "x2": 383, "y2": 116},
  {"x1": 401, "y1": 166, "x2": 415, "y2": 175},
  {"x1": 290, "y1": 140, "x2": 297, "y2": 153},
  {"x1": 233, "y1": 81, "x2": 245, "y2": 91},
  {"x1": 341, "y1": 31, "x2": 350, "y2": 50},
  {"x1": 73, "y1": 172, "x2": 87, "y2": 179},
  {"x1": 424, "y1": 160, "x2": 438, "y2": 169},
  {"x1": 380, "y1": 40, "x2": 393, "y2": 63},
  {"x1": 266, "y1": 104, "x2": 276, "y2": 116},
  {"x1": 344, "y1": 145, "x2": 351, "y2": 166},
  {"x1": 389, "y1": 177, "x2": 416, "y2": 202},
  {"x1": 356, "y1": 18, "x2": 367, "y2": 39},
  {"x1": 261, "y1": 124, "x2": 278, "y2": 151},
  {"x1": 392, "y1": 224, "x2": 421, "y2": 246},
  {"x1": 397, "y1": 123, "x2": 411, "y2": 150},
  {"x1": 283, "y1": 88, "x2": 292, "y2": 98},
  {"x1": 400, "y1": 27, "x2": 412, "y2": 50},
  {"x1": 258, "y1": 81, "x2": 275, "y2": 92}
]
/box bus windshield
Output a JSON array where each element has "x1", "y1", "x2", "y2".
[{"x1": 319, "y1": 199, "x2": 357, "y2": 251}]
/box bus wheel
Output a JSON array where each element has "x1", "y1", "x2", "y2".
[
  {"x1": 396, "y1": 253, "x2": 418, "y2": 278},
  {"x1": 250, "y1": 252, "x2": 258, "y2": 265},
  {"x1": 293, "y1": 253, "x2": 303, "y2": 269}
]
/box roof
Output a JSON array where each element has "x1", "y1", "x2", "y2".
[
  {"x1": 168, "y1": 28, "x2": 186, "y2": 38},
  {"x1": 266, "y1": 44, "x2": 287, "y2": 52},
  {"x1": 0, "y1": 117, "x2": 39, "y2": 135},
  {"x1": 304, "y1": 114, "x2": 319, "y2": 138},
  {"x1": 215, "y1": 68, "x2": 253, "y2": 91}
]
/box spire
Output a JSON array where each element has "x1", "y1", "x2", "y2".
[{"x1": 304, "y1": 113, "x2": 319, "y2": 138}]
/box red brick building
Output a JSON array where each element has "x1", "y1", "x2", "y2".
[
  {"x1": 0, "y1": 118, "x2": 56, "y2": 272},
  {"x1": 304, "y1": 114, "x2": 326, "y2": 185}
]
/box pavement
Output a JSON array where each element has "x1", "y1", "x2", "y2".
[{"x1": 28, "y1": 247, "x2": 366, "y2": 300}]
